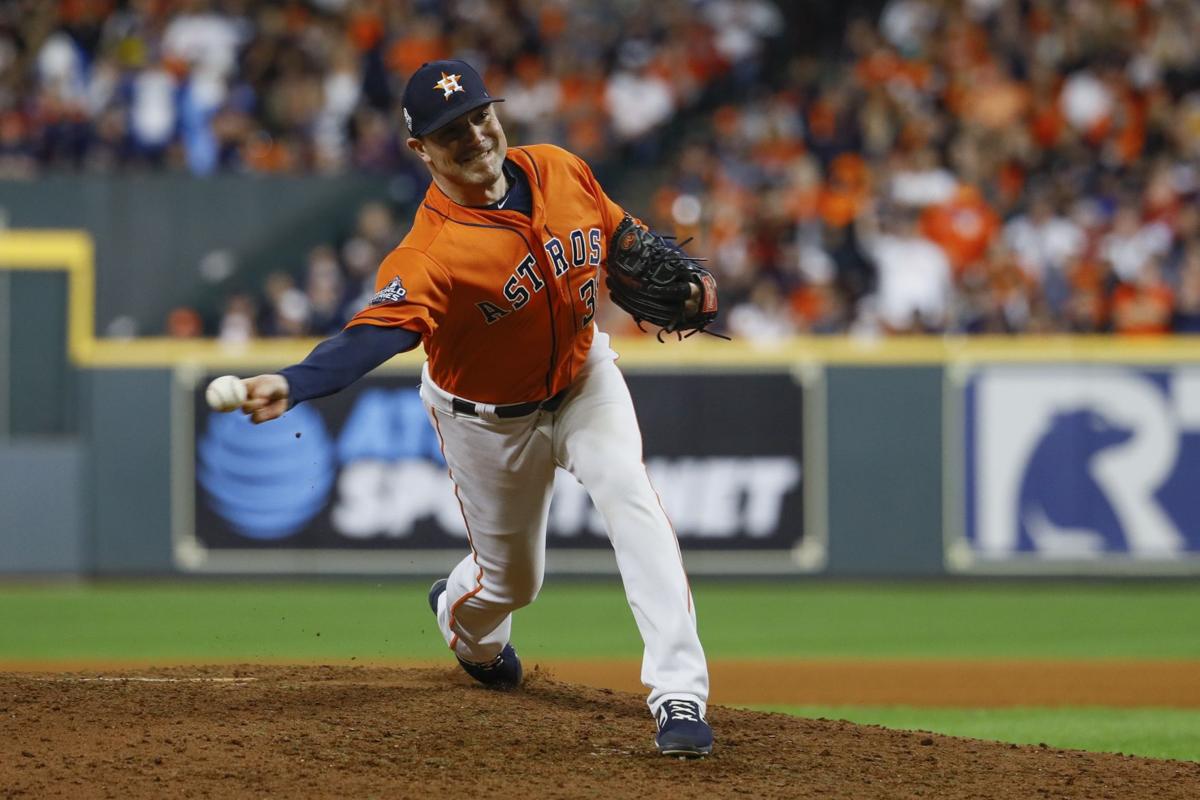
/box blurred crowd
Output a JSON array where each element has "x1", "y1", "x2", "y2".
[
  {"x1": 5, "y1": 0, "x2": 1199, "y2": 340},
  {"x1": 183, "y1": 198, "x2": 408, "y2": 342},
  {"x1": 201, "y1": 0, "x2": 1200, "y2": 341},
  {"x1": 0, "y1": 0, "x2": 780, "y2": 176},
  {"x1": 643, "y1": 0, "x2": 1200, "y2": 338}
]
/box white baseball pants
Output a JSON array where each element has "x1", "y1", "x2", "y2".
[{"x1": 420, "y1": 331, "x2": 709, "y2": 714}]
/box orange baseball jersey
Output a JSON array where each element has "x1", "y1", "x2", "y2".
[{"x1": 346, "y1": 144, "x2": 626, "y2": 405}]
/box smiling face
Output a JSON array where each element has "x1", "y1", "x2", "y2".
[{"x1": 407, "y1": 104, "x2": 508, "y2": 206}]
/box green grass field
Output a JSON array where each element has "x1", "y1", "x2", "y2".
[
  {"x1": 4, "y1": 580, "x2": 1199, "y2": 661},
  {"x1": 747, "y1": 706, "x2": 1200, "y2": 763},
  {"x1": 2, "y1": 580, "x2": 1198, "y2": 761}
]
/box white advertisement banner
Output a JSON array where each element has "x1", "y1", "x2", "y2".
[{"x1": 952, "y1": 365, "x2": 1200, "y2": 571}]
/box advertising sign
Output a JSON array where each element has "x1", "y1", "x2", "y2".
[
  {"x1": 953, "y1": 365, "x2": 1200, "y2": 571},
  {"x1": 178, "y1": 370, "x2": 814, "y2": 573}
]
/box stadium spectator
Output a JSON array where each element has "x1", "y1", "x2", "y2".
[
  {"x1": 219, "y1": 292, "x2": 258, "y2": 344},
  {"x1": 1172, "y1": 256, "x2": 1200, "y2": 333},
  {"x1": 864, "y1": 209, "x2": 954, "y2": 334},
  {"x1": 165, "y1": 306, "x2": 204, "y2": 338},
  {"x1": 1111, "y1": 257, "x2": 1175, "y2": 335}
]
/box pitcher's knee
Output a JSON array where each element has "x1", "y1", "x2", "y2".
[
  {"x1": 494, "y1": 566, "x2": 543, "y2": 610},
  {"x1": 508, "y1": 578, "x2": 543, "y2": 609}
]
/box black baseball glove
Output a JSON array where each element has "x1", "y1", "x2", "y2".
[{"x1": 605, "y1": 215, "x2": 724, "y2": 339}]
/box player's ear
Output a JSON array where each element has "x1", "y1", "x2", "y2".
[{"x1": 406, "y1": 137, "x2": 432, "y2": 164}]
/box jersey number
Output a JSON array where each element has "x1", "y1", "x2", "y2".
[{"x1": 579, "y1": 278, "x2": 595, "y2": 328}]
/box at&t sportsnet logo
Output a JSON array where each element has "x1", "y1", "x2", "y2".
[
  {"x1": 197, "y1": 404, "x2": 335, "y2": 540},
  {"x1": 327, "y1": 391, "x2": 799, "y2": 542},
  {"x1": 196, "y1": 386, "x2": 801, "y2": 546}
]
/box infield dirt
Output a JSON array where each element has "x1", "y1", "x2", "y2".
[{"x1": 3, "y1": 665, "x2": 1199, "y2": 799}]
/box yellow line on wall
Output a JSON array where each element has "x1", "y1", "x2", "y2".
[
  {"x1": 4, "y1": 228, "x2": 1200, "y2": 369},
  {"x1": 0, "y1": 230, "x2": 96, "y2": 364}
]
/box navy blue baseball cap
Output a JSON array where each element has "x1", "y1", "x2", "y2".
[{"x1": 401, "y1": 60, "x2": 504, "y2": 137}]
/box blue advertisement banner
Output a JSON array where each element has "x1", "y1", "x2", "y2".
[
  {"x1": 959, "y1": 366, "x2": 1200, "y2": 568},
  {"x1": 183, "y1": 370, "x2": 808, "y2": 572}
]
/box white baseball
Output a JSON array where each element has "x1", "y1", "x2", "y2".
[{"x1": 205, "y1": 375, "x2": 247, "y2": 412}]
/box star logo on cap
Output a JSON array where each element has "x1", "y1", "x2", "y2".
[{"x1": 435, "y1": 72, "x2": 464, "y2": 99}]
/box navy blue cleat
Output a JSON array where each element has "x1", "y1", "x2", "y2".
[
  {"x1": 428, "y1": 578, "x2": 523, "y2": 690},
  {"x1": 428, "y1": 578, "x2": 448, "y2": 614},
  {"x1": 455, "y1": 643, "x2": 523, "y2": 690},
  {"x1": 654, "y1": 699, "x2": 713, "y2": 758}
]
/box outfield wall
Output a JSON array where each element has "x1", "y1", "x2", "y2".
[
  {"x1": 6, "y1": 352, "x2": 1200, "y2": 577},
  {"x1": 4, "y1": 235, "x2": 1200, "y2": 577},
  {"x1": 0, "y1": 175, "x2": 399, "y2": 338}
]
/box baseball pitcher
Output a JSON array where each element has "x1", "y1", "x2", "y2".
[{"x1": 234, "y1": 60, "x2": 719, "y2": 757}]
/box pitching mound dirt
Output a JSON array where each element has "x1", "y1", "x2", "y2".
[{"x1": 3, "y1": 665, "x2": 1198, "y2": 799}]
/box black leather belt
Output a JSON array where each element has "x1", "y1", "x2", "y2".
[{"x1": 451, "y1": 388, "x2": 569, "y2": 418}]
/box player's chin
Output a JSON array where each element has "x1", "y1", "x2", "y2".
[{"x1": 461, "y1": 160, "x2": 502, "y2": 186}]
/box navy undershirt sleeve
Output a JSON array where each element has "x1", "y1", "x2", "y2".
[{"x1": 279, "y1": 324, "x2": 421, "y2": 405}]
